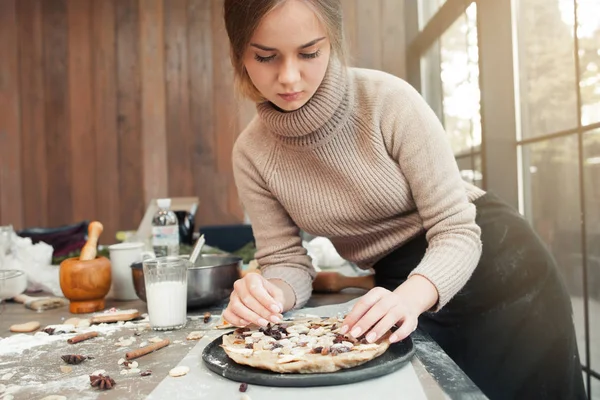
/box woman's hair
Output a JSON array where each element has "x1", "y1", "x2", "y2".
[{"x1": 223, "y1": 0, "x2": 347, "y2": 102}]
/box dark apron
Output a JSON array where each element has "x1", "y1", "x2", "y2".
[{"x1": 373, "y1": 192, "x2": 586, "y2": 400}]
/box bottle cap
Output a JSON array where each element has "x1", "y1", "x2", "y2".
[{"x1": 157, "y1": 198, "x2": 171, "y2": 209}]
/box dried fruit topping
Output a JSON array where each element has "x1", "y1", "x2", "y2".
[
  {"x1": 245, "y1": 343, "x2": 254, "y2": 349},
  {"x1": 259, "y1": 324, "x2": 284, "y2": 340},
  {"x1": 313, "y1": 346, "x2": 323, "y2": 354},
  {"x1": 203, "y1": 312, "x2": 211, "y2": 323},
  {"x1": 61, "y1": 354, "x2": 89, "y2": 365},
  {"x1": 331, "y1": 346, "x2": 351, "y2": 356},
  {"x1": 239, "y1": 382, "x2": 249, "y2": 392},
  {"x1": 90, "y1": 374, "x2": 116, "y2": 390},
  {"x1": 333, "y1": 334, "x2": 347, "y2": 344},
  {"x1": 320, "y1": 347, "x2": 329, "y2": 355},
  {"x1": 43, "y1": 327, "x2": 56, "y2": 335},
  {"x1": 140, "y1": 370, "x2": 152, "y2": 377}
]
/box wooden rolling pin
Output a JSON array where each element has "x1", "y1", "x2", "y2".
[
  {"x1": 241, "y1": 262, "x2": 375, "y2": 293},
  {"x1": 311, "y1": 271, "x2": 375, "y2": 293},
  {"x1": 80, "y1": 221, "x2": 103, "y2": 261}
]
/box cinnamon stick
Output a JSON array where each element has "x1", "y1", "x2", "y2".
[
  {"x1": 125, "y1": 339, "x2": 170, "y2": 360},
  {"x1": 67, "y1": 331, "x2": 98, "y2": 344}
]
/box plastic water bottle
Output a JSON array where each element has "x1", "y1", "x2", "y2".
[{"x1": 151, "y1": 198, "x2": 180, "y2": 257}]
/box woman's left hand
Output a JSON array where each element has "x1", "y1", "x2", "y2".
[
  {"x1": 340, "y1": 275, "x2": 439, "y2": 344},
  {"x1": 339, "y1": 287, "x2": 418, "y2": 344}
]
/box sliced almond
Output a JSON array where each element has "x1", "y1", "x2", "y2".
[
  {"x1": 9, "y1": 321, "x2": 40, "y2": 333},
  {"x1": 186, "y1": 331, "x2": 204, "y2": 340},
  {"x1": 169, "y1": 366, "x2": 190, "y2": 377}
]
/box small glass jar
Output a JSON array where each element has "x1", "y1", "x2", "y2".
[{"x1": 142, "y1": 256, "x2": 190, "y2": 330}]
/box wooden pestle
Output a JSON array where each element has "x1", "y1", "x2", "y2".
[{"x1": 79, "y1": 221, "x2": 103, "y2": 261}]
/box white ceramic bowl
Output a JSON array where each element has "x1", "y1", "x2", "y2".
[{"x1": 0, "y1": 270, "x2": 27, "y2": 300}]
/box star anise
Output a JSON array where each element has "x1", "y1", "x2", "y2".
[
  {"x1": 61, "y1": 354, "x2": 89, "y2": 365},
  {"x1": 89, "y1": 374, "x2": 116, "y2": 390}
]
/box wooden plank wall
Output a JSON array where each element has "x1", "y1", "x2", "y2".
[{"x1": 0, "y1": 0, "x2": 406, "y2": 244}]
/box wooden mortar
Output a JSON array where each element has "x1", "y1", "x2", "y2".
[{"x1": 59, "y1": 222, "x2": 112, "y2": 314}]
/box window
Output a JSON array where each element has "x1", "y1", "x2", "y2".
[
  {"x1": 515, "y1": 0, "x2": 600, "y2": 394},
  {"x1": 418, "y1": 0, "x2": 448, "y2": 30},
  {"x1": 419, "y1": 3, "x2": 482, "y2": 187},
  {"x1": 410, "y1": 0, "x2": 600, "y2": 396}
]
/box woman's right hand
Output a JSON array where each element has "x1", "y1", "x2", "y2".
[{"x1": 223, "y1": 273, "x2": 287, "y2": 327}]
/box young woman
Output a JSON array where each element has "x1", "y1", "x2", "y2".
[{"x1": 221, "y1": 0, "x2": 586, "y2": 398}]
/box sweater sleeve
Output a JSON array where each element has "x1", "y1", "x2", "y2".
[
  {"x1": 232, "y1": 132, "x2": 316, "y2": 310},
  {"x1": 381, "y1": 78, "x2": 483, "y2": 311}
]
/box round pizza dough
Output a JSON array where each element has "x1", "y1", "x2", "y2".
[{"x1": 220, "y1": 317, "x2": 391, "y2": 374}]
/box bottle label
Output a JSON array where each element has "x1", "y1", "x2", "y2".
[{"x1": 152, "y1": 226, "x2": 179, "y2": 246}]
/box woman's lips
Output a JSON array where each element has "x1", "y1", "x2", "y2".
[{"x1": 278, "y1": 92, "x2": 303, "y2": 101}]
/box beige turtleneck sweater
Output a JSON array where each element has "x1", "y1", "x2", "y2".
[{"x1": 232, "y1": 61, "x2": 486, "y2": 311}]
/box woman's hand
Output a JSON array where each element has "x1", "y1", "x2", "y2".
[
  {"x1": 223, "y1": 273, "x2": 291, "y2": 327},
  {"x1": 340, "y1": 275, "x2": 438, "y2": 343}
]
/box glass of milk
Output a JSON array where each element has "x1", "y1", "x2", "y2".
[{"x1": 142, "y1": 256, "x2": 190, "y2": 330}]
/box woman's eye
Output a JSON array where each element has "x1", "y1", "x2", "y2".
[
  {"x1": 254, "y1": 54, "x2": 276, "y2": 63},
  {"x1": 300, "y1": 49, "x2": 321, "y2": 60}
]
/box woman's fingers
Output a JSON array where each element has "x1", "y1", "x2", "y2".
[
  {"x1": 340, "y1": 287, "x2": 389, "y2": 335},
  {"x1": 389, "y1": 318, "x2": 417, "y2": 343},
  {"x1": 223, "y1": 292, "x2": 249, "y2": 327},
  {"x1": 368, "y1": 312, "x2": 405, "y2": 343},
  {"x1": 234, "y1": 278, "x2": 282, "y2": 323},
  {"x1": 227, "y1": 291, "x2": 269, "y2": 327},
  {"x1": 245, "y1": 274, "x2": 284, "y2": 314},
  {"x1": 347, "y1": 295, "x2": 394, "y2": 340}
]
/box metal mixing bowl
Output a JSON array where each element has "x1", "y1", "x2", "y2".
[{"x1": 131, "y1": 254, "x2": 242, "y2": 309}]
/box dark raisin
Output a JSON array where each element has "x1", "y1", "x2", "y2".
[
  {"x1": 277, "y1": 326, "x2": 288, "y2": 335},
  {"x1": 245, "y1": 343, "x2": 254, "y2": 349},
  {"x1": 271, "y1": 342, "x2": 283, "y2": 349},
  {"x1": 239, "y1": 382, "x2": 248, "y2": 392},
  {"x1": 333, "y1": 334, "x2": 346, "y2": 344},
  {"x1": 271, "y1": 331, "x2": 282, "y2": 340},
  {"x1": 140, "y1": 370, "x2": 152, "y2": 377},
  {"x1": 331, "y1": 324, "x2": 337, "y2": 330},
  {"x1": 313, "y1": 346, "x2": 323, "y2": 354}
]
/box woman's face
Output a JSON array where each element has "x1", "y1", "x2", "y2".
[{"x1": 243, "y1": 0, "x2": 331, "y2": 111}]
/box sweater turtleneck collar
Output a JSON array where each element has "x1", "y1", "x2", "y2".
[{"x1": 256, "y1": 59, "x2": 352, "y2": 147}]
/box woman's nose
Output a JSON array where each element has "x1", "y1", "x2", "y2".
[{"x1": 278, "y1": 58, "x2": 301, "y2": 86}]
